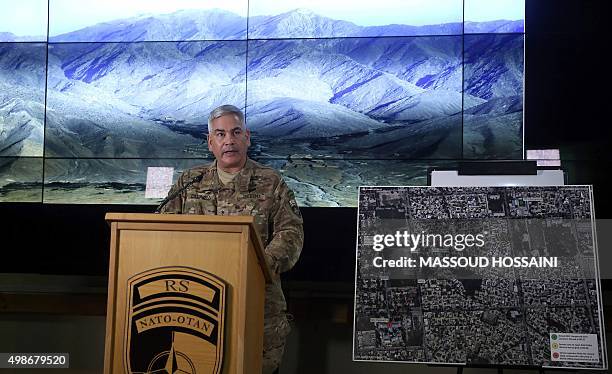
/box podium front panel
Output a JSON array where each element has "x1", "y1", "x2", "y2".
[{"x1": 104, "y1": 217, "x2": 266, "y2": 374}]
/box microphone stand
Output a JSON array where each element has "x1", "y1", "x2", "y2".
[{"x1": 155, "y1": 173, "x2": 204, "y2": 213}]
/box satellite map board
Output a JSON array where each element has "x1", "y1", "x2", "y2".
[{"x1": 353, "y1": 186, "x2": 607, "y2": 369}]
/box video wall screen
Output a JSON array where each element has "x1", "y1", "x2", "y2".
[
  {"x1": 354, "y1": 186, "x2": 606, "y2": 369},
  {"x1": 0, "y1": 0, "x2": 525, "y2": 206}
]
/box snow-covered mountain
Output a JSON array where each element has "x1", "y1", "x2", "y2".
[
  {"x1": 44, "y1": 34, "x2": 479, "y2": 150},
  {"x1": 245, "y1": 37, "x2": 467, "y2": 132},
  {"x1": 47, "y1": 8, "x2": 519, "y2": 42},
  {"x1": 2, "y1": 7, "x2": 524, "y2": 164},
  {"x1": 50, "y1": 9, "x2": 248, "y2": 42},
  {"x1": 253, "y1": 7, "x2": 464, "y2": 38},
  {"x1": 464, "y1": 34, "x2": 524, "y2": 100},
  {"x1": 0, "y1": 32, "x2": 46, "y2": 42},
  {"x1": 254, "y1": 8, "x2": 464, "y2": 39},
  {"x1": 465, "y1": 20, "x2": 524, "y2": 34},
  {"x1": 0, "y1": 43, "x2": 47, "y2": 157},
  {"x1": 248, "y1": 9, "x2": 361, "y2": 39},
  {"x1": 44, "y1": 41, "x2": 240, "y2": 158}
]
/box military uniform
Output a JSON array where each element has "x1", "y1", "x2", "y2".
[{"x1": 161, "y1": 158, "x2": 303, "y2": 373}]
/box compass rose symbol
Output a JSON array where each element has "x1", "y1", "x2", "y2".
[{"x1": 147, "y1": 333, "x2": 196, "y2": 374}]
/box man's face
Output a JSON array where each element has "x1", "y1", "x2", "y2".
[{"x1": 207, "y1": 113, "x2": 250, "y2": 173}]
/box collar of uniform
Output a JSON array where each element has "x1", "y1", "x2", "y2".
[
  {"x1": 235, "y1": 158, "x2": 255, "y2": 192},
  {"x1": 209, "y1": 158, "x2": 253, "y2": 192},
  {"x1": 200, "y1": 160, "x2": 222, "y2": 189}
]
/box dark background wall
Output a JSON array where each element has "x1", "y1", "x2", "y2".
[
  {"x1": 0, "y1": 0, "x2": 610, "y2": 283},
  {"x1": 524, "y1": 0, "x2": 612, "y2": 218},
  {"x1": 1, "y1": 2, "x2": 611, "y2": 373}
]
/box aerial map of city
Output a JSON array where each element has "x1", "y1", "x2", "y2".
[{"x1": 353, "y1": 186, "x2": 606, "y2": 369}]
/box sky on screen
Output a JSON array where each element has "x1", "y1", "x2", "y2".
[
  {"x1": 249, "y1": 0, "x2": 464, "y2": 26},
  {"x1": 464, "y1": 0, "x2": 524, "y2": 22},
  {"x1": 0, "y1": 0, "x2": 48, "y2": 37},
  {"x1": 9, "y1": 0, "x2": 526, "y2": 37},
  {"x1": 48, "y1": 0, "x2": 248, "y2": 36}
]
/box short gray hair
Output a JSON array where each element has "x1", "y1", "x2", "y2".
[{"x1": 207, "y1": 104, "x2": 245, "y2": 133}]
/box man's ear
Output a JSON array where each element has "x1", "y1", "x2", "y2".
[
  {"x1": 207, "y1": 134, "x2": 212, "y2": 151},
  {"x1": 245, "y1": 129, "x2": 251, "y2": 147}
]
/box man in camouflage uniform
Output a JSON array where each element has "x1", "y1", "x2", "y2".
[{"x1": 160, "y1": 104, "x2": 303, "y2": 374}]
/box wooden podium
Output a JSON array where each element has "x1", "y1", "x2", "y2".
[{"x1": 103, "y1": 213, "x2": 272, "y2": 374}]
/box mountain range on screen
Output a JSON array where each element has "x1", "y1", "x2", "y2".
[
  {"x1": 0, "y1": 32, "x2": 46, "y2": 42},
  {"x1": 1, "y1": 8, "x2": 524, "y2": 185},
  {"x1": 47, "y1": 8, "x2": 523, "y2": 42},
  {"x1": 0, "y1": 43, "x2": 46, "y2": 157}
]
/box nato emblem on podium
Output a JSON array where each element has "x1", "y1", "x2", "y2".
[{"x1": 125, "y1": 267, "x2": 226, "y2": 373}]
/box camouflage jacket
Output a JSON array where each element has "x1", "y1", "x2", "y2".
[{"x1": 160, "y1": 158, "x2": 303, "y2": 369}]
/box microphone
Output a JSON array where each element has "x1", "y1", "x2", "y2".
[{"x1": 155, "y1": 173, "x2": 205, "y2": 213}]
